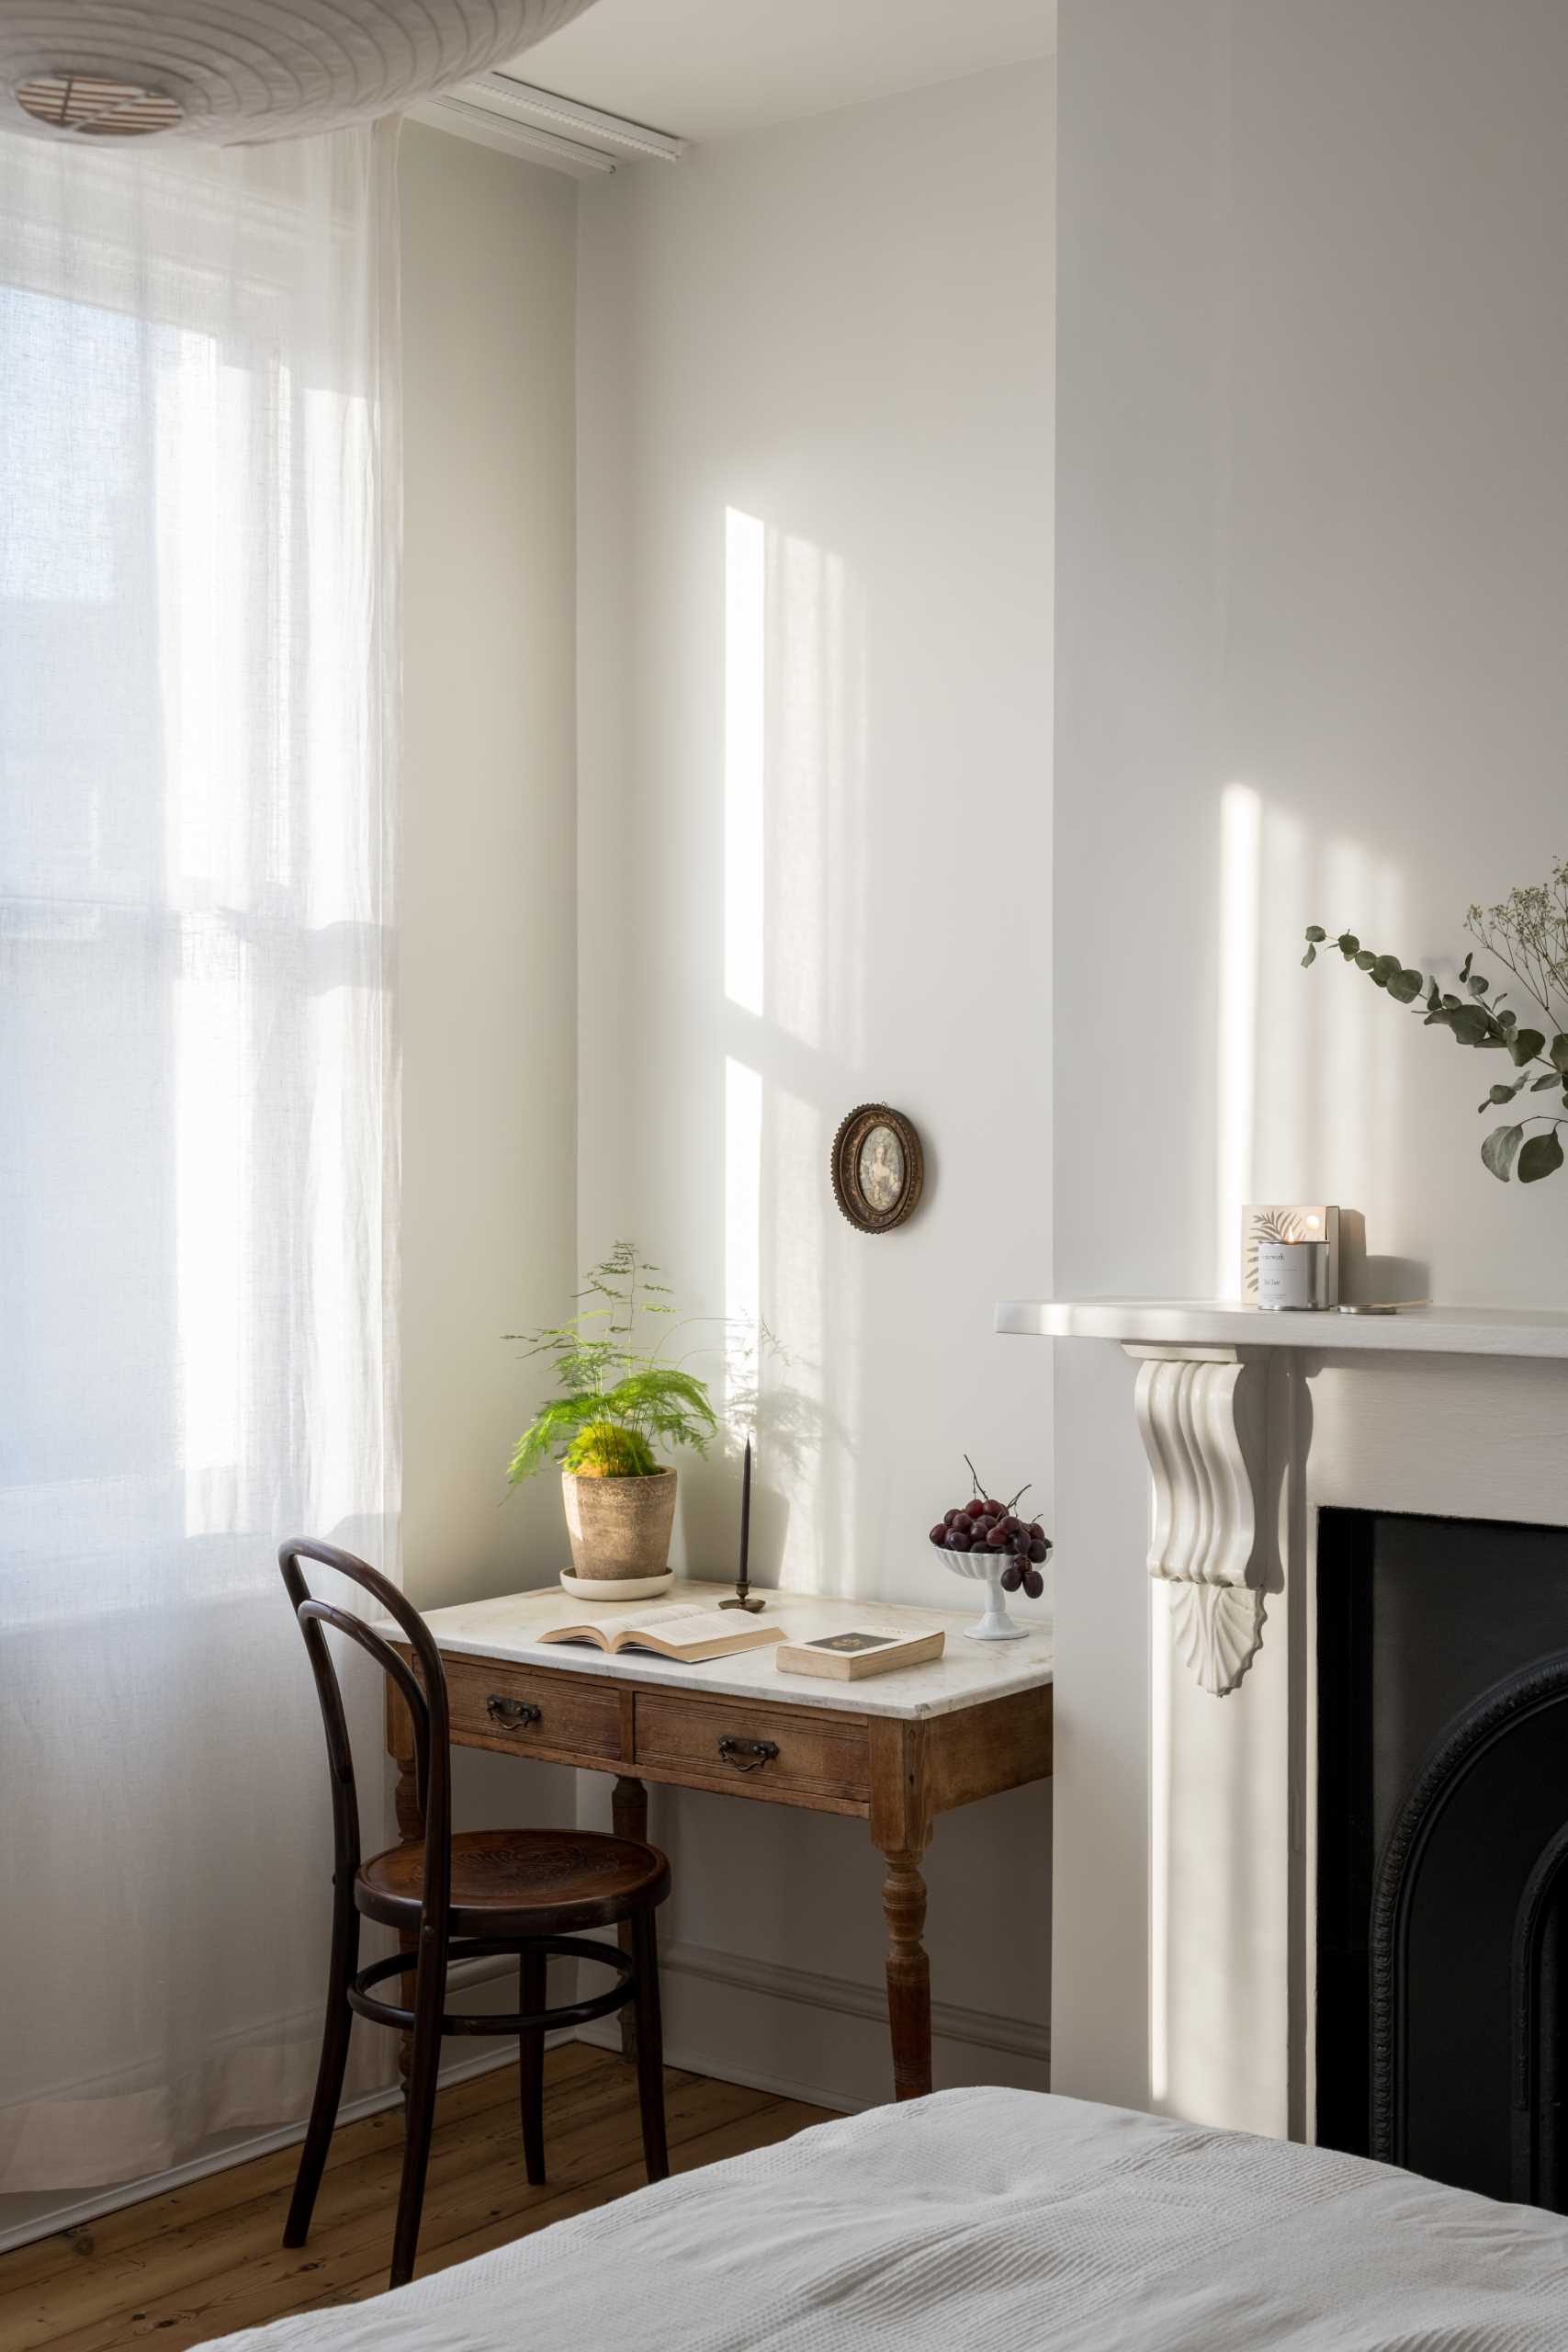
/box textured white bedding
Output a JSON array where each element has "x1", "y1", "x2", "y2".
[{"x1": 204, "y1": 2086, "x2": 1568, "y2": 2349}]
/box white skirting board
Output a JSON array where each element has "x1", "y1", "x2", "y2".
[{"x1": 575, "y1": 1938, "x2": 1051, "y2": 2113}]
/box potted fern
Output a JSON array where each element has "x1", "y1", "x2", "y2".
[{"x1": 505, "y1": 1244, "x2": 718, "y2": 1585}]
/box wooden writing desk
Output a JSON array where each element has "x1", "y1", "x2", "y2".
[{"x1": 384, "y1": 1580, "x2": 1053, "y2": 2102}]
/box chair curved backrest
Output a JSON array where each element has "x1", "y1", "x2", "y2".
[{"x1": 278, "y1": 1539, "x2": 452, "y2": 1934}]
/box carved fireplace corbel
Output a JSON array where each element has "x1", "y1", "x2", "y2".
[{"x1": 1125, "y1": 1345, "x2": 1269, "y2": 1697}]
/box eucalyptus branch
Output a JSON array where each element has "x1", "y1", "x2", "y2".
[{"x1": 1302, "y1": 884, "x2": 1568, "y2": 1187}]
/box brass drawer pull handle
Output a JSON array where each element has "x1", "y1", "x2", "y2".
[
  {"x1": 717, "y1": 1735, "x2": 778, "y2": 1774},
  {"x1": 486, "y1": 1695, "x2": 542, "y2": 1732}
]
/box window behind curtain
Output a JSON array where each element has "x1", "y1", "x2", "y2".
[{"x1": 0, "y1": 121, "x2": 400, "y2": 2202}]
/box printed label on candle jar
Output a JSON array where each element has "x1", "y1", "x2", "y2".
[{"x1": 1257, "y1": 1239, "x2": 1314, "y2": 1307}]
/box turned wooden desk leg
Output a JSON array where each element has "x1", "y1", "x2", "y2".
[
  {"x1": 878, "y1": 1847, "x2": 932, "y2": 2100},
  {"x1": 612, "y1": 1774, "x2": 648, "y2": 2064},
  {"x1": 869, "y1": 1719, "x2": 935, "y2": 2101}
]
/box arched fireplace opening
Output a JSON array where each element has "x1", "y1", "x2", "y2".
[{"x1": 1317, "y1": 1509, "x2": 1568, "y2": 2209}]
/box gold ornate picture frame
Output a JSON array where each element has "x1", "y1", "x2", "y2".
[{"x1": 830, "y1": 1103, "x2": 924, "y2": 1235}]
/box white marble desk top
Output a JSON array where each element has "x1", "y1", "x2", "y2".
[{"x1": 380, "y1": 1578, "x2": 1054, "y2": 1722}]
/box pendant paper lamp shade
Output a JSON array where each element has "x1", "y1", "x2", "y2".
[{"x1": 2, "y1": 0, "x2": 598, "y2": 144}]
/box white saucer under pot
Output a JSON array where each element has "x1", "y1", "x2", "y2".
[{"x1": 558, "y1": 1567, "x2": 676, "y2": 1603}]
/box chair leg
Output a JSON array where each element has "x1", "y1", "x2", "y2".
[
  {"x1": 631, "y1": 1909, "x2": 668, "y2": 2183},
  {"x1": 518, "y1": 1946, "x2": 547, "y2": 2186},
  {"x1": 389, "y1": 1925, "x2": 446, "y2": 2290},
  {"x1": 284, "y1": 1886, "x2": 359, "y2": 2248}
]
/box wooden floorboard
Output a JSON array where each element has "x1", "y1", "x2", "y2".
[{"x1": 0, "y1": 2048, "x2": 834, "y2": 2352}]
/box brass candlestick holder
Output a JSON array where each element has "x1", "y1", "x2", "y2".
[{"x1": 719, "y1": 1438, "x2": 766, "y2": 1612}]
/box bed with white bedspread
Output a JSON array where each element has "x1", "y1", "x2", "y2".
[{"x1": 205, "y1": 2086, "x2": 1568, "y2": 2350}]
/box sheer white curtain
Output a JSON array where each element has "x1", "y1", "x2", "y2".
[{"x1": 0, "y1": 121, "x2": 400, "y2": 2194}]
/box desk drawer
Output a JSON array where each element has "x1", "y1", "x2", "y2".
[
  {"x1": 634, "y1": 1690, "x2": 868, "y2": 1802},
  {"x1": 445, "y1": 1655, "x2": 625, "y2": 1762}
]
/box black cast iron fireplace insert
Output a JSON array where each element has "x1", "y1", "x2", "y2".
[{"x1": 1317, "y1": 1508, "x2": 1568, "y2": 2209}]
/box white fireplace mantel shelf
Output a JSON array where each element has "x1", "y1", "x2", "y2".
[
  {"x1": 1004, "y1": 1301, "x2": 1568, "y2": 1703},
  {"x1": 996, "y1": 1297, "x2": 1568, "y2": 1363}
]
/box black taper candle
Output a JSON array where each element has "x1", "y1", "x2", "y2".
[{"x1": 720, "y1": 1433, "x2": 765, "y2": 1611}]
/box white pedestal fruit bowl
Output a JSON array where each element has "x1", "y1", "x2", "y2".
[
  {"x1": 929, "y1": 1472, "x2": 1051, "y2": 1642},
  {"x1": 943, "y1": 1547, "x2": 1030, "y2": 1642}
]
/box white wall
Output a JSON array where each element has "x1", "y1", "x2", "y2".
[
  {"x1": 1054, "y1": 0, "x2": 1568, "y2": 2109},
  {"x1": 400, "y1": 121, "x2": 581, "y2": 1848},
  {"x1": 575, "y1": 64, "x2": 1055, "y2": 2107}
]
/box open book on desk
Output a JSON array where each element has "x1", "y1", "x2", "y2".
[{"x1": 539, "y1": 1601, "x2": 784, "y2": 1664}]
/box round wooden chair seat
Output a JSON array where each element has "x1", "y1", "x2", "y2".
[{"x1": 355, "y1": 1826, "x2": 671, "y2": 1937}]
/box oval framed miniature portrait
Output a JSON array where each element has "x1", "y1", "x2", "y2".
[{"x1": 829, "y1": 1103, "x2": 924, "y2": 1235}]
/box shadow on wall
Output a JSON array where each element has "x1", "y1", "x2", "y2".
[{"x1": 1212, "y1": 778, "x2": 1414, "y2": 1300}]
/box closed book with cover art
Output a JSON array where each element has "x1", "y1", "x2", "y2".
[{"x1": 773, "y1": 1628, "x2": 944, "y2": 1681}]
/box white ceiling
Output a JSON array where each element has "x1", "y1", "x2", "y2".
[{"x1": 509, "y1": 0, "x2": 1055, "y2": 144}]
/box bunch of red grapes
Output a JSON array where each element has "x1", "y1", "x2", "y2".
[{"x1": 929, "y1": 1460, "x2": 1051, "y2": 1599}]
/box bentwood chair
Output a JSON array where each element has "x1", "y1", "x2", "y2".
[{"x1": 279, "y1": 1538, "x2": 671, "y2": 2290}]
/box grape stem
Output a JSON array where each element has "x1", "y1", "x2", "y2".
[{"x1": 963, "y1": 1457, "x2": 1033, "y2": 1521}]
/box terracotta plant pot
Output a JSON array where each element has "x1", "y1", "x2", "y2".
[{"x1": 561, "y1": 1466, "x2": 677, "y2": 1580}]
